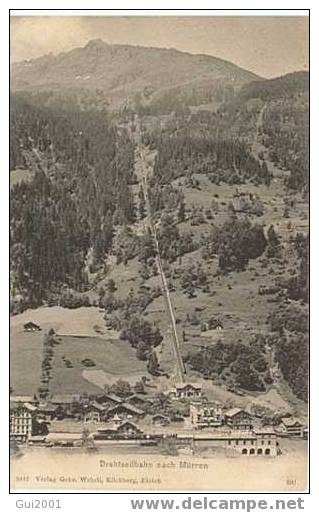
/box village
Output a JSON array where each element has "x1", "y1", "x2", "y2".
[{"x1": 10, "y1": 379, "x2": 307, "y2": 457}]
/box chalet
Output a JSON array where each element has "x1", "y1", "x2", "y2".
[
  {"x1": 94, "y1": 421, "x2": 144, "y2": 440},
  {"x1": 23, "y1": 322, "x2": 41, "y2": 332},
  {"x1": 10, "y1": 403, "x2": 36, "y2": 443},
  {"x1": 190, "y1": 401, "x2": 222, "y2": 429},
  {"x1": 207, "y1": 318, "x2": 223, "y2": 330},
  {"x1": 83, "y1": 402, "x2": 106, "y2": 423},
  {"x1": 117, "y1": 421, "x2": 144, "y2": 438},
  {"x1": 106, "y1": 402, "x2": 145, "y2": 421},
  {"x1": 169, "y1": 383, "x2": 202, "y2": 400},
  {"x1": 280, "y1": 417, "x2": 306, "y2": 438},
  {"x1": 95, "y1": 393, "x2": 123, "y2": 408},
  {"x1": 224, "y1": 408, "x2": 254, "y2": 430},
  {"x1": 152, "y1": 414, "x2": 170, "y2": 426},
  {"x1": 127, "y1": 394, "x2": 151, "y2": 409}
]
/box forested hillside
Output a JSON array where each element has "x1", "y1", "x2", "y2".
[
  {"x1": 10, "y1": 65, "x2": 309, "y2": 405},
  {"x1": 10, "y1": 95, "x2": 135, "y2": 309},
  {"x1": 262, "y1": 95, "x2": 309, "y2": 191},
  {"x1": 238, "y1": 71, "x2": 309, "y2": 191}
]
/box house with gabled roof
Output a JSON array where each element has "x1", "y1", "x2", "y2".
[
  {"x1": 94, "y1": 421, "x2": 144, "y2": 440},
  {"x1": 83, "y1": 401, "x2": 106, "y2": 423},
  {"x1": 127, "y1": 394, "x2": 151, "y2": 409},
  {"x1": 152, "y1": 414, "x2": 170, "y2": 426},
  {"x1": 224, "y1": 408, "x2": 254, "y2": 430},
  {"x1": 95, "y1": 393, "x2": 123, "y2": 408},
  {"x1": 280, "y1": 417, "x2": 306, "y2": 438},
  {"x1": 168, "y1": 383, "x2": 202, "y2": 400},
  {"x1": 105, "y1": 402, "x2": 145, "y2": 421},
  {"x1": 24, "y1": 321, "x2": 41, "y2": 332}
]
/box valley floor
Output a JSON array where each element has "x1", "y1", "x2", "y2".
[{"x1": 10, "y1": 303, "x2": 307, "y2": 418}]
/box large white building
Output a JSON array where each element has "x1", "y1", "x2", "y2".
[
  {"x1": 227, "y1": 428, "x2": 279, "y2": 456},
  {"x1": 10, "y1": 402, "x2": 36, "y2": 442},
  {"x1": 190, "y1": 401, "x2": 222, "y2": 428},
  {"x1": 195, "y1": 427, "x2": 279, "y2": 456}
]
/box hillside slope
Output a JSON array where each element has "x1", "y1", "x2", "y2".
[
  {"x1": 11, "y1": 39, "x2": 260, "y2": 108},
  {"x1": 10, "y1": 64, "x2": 308, "y2": 408},
  {"x1": 238, "y1": 70, "x2": 309, "y2": 101}
]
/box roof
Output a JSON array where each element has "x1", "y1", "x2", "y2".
[
  {"x1": 117, "y1": 421, "x2": 142, "y2": 430},
  {"x1": 175, "y1": 383, "x2": 202, "y2": 390},
  {"x1": 225, "y1": 408, "x2": 246, "y2": 418},
  {"x1": 191, "y1": 400, "x2": 221, "y2": 409},
  {"x1": 10, "y1": 395, "x2": 35, "y2": 403},
  {"x1": 24, "y1": 321, "x2": 41, "y2": 329},
  {"x1": 194, "y1": 430, "x2": 256, "y2": 440},
  {"x1": 24, "y1": 402, "x2": 38, "y2": 412},
  {"x1": 101, "y1": 393, "x2": 123, "y2": 404},
  {"x1": 142, "y1": 426, "x2": 257, "y2": 439},
  {"x1": 97, "y1": 421, "x2": 143, "y2": 433},
  {"x1": 281, "y1": 417, "x2": 304, "y2": 427},
  {"x1": 108, "y1": 403, "x2": 144, "y2": 415},
  {"x1": 128, "y1": 394, "x2": 150, "y2": 403},
  {"x1": 208, "y1": 318, "x2": 223, "y2": 328},
  {"x1": 85, "y1": 401, "x2": 105, "y2": 412},
  {"x1": 122, "y1": 402, "x2": 144, "y2": 414}
]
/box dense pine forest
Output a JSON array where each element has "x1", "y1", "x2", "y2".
[
  {"x1": 150, "y1": 134, "x2": 271, "y2": 186},
  {"x1": 10, "y1": 95, "x2": 136, "y2": 310}
]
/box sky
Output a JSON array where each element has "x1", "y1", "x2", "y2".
[{"x1": 10, "y1": 15, "x2": 309, "y2": 79}]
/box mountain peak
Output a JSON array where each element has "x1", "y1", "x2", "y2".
[{"x1": 11, "y1": 41, "x2": 261, "y2": 109}]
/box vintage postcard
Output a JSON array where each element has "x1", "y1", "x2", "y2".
[{"x1": 10, "y1": 12, "x2": 309, "y2": 492}]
